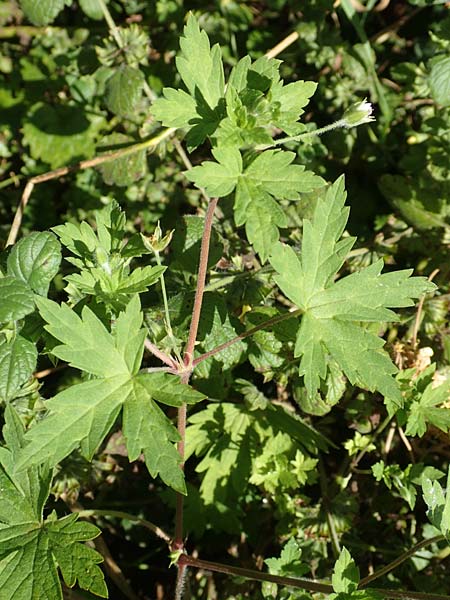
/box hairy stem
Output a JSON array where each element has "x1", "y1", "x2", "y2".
[
  {"x1": 179, "y1": 554, "x2": 332, "y2": 594},
  {"x1": 173, "y1": 198, "x2": 219, "y2": 552},
  {"x1": 179, "y1": 554, "x2": 450, "y2": 600},
  {"x1": 359, "y1": 535, "x2": 445, "y2": 587},
  {"x1": 144, "y1": 338, "x2": 177, "y2": 369},
  {"x1": 193, "y1": 308, "x2": 302, "y2": 367},
  {"x1": 256, "y1": 119, "x2": 348, "y2": 150},
  {"x1": 183, "y1": 198, "x2": 219, "y2": 368},
  {"x1": 174, "y1": 562, "x2": 188, "y2": 600}
]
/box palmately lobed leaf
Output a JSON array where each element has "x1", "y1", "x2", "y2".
[
  {"x1": 176, "y1": 13, "x2": 225, "y2": 110},
  {"x1": 270, "y1": 176, "x2": 436, "y2": 411},
  {"x1": 36, "y1": 297, "x2": 130, "y2": 377}
]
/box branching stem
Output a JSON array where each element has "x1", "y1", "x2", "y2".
[
  {"x1": 359, "y1": 535, "x2": 445, "y2": 587},
  {"x1": 193, "y1": 308, "x2": 302, "y2": 367},
  {"x1": 178, "y1": 553, "x2": 450, "y2": 600}
]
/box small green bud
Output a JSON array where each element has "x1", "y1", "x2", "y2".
[
  {"x1": 342, "y1": 98, "x2": 375, "y2": 128},
  {"x1": 141, "y1": 222, "x2": 174, "y2": 253}
]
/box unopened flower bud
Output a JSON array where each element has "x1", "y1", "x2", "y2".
[{"x1": 342, "y1": 98, "x2": 375, "y2": 128}]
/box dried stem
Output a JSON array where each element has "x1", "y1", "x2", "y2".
[
  {"x1": 6, "y1": 128, "x2": 175, "y2": 247},
  {"x1": 265, "y1": 31, "x2": 299, "y2": 59}
]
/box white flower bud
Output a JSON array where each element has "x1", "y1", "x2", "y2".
[{"x1": 342, "y1": 98, "x2": 375, "y2": 128}]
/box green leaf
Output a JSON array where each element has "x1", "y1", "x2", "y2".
[
  {"x1": 0, "y1": 514, "x2": 107, "y2": 599},
  {"x1": 19, "y1": 0, "x2": 67, "y2": 26},
  {"x1": 22, "y1": 103, "x2": 101, "y2": 169},
  {"x1": 17, "y1": 296, "x2": 198, "y2": 492},
  {"x1": 176, "y1": 13, "x2": 224, "y2": 110},
  {"x1": 270, "y1": 79, "x2": 317, "y2": 134},
  {"x1": 0, "y1": 406, "x2": 106, "y2": 599},
  {"x1": 97, "y1": 133, "x2": 147, "y2": 186},
  {"x1": 332, "y1": 547, "x2": 359, "y2": 594},
  {"x1": 0, "y1": 277, "x2": 35, "y2": 323},
  {"x1": 185, "y1": 146, "x2": 242, "y2": 197},
  {"x1": 405, "y1": 375, "x2": 450, "y2": 437},
  {"x1": 422, "y1": 466, "x2": 450, "y2": 542},
  {"x1": 0, "y1": 337, "x2": 37, "y2": 403},
  {"x1": 104, "y1": 65, "x2": 145, "y2": 117},
  {"x1": 265, "y1": 538, "x2": 309, "y2": 578},
  {"x1": 7, "y1": 232, "x2": 61, "y2": 296},
  {"x1": 234, "y1": 150, "x2": 323, "y2": 261},
  {"x1": 138, "y1": 372, "x2": 206, "y2": 407},
  {"x1": 188, "y1": 148, "x2": 323, "y2": 261},
  {"x1": 122, "y1": 377, "x2": 186, "y2": 493},
  {"x1": 151, "y1": 14, "x2": 225, "y2": 149},
  {"x1": 429, "y1": 56, "x2": 450, "y2": 107},
  {"x1": 79, "y1": 0, "x2": 107, "y2": 20},
  {"x1": 378, "y1": 174, "x2": 448, "y2": 230},
  {"x1": 269, "y1": 177, "x2": 436, "y2": 412},
  {"x1": 36, "y1": 297, "x2": 131, "y2": 377}
]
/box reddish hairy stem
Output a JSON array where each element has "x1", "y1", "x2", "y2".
[
  {"x1": 173, "y1": 198, "x2": 218, "y2": 552},
  {"x1": 143, "y1": 338, "x2": 177, "y2": 369},
  {"x1": 179, "y1": 554, "x2": 450, "y2": 600},
  {"x1": 183, "y1": 198, "x2": 218, "y2": 368},
  {"x1": 193, "y1": 309, "x2": 302, "y2": 367}
]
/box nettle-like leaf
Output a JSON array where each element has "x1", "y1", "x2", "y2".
[
  {"x1": 98, "y1": 132, "x2": 148, "y2": 186},
  {"x1": 429, "y1": 56, "x2": 450, "y2": 107},
  {"x1": 22, "y1": 103, "x2": 102, "y2": 169},
  {"x1": 104, "y1": 65, "x2": 145, "y2": 117},
  {"x1": 7, "y1": 231, "x2": 61, "y2": 296},
  {"x1": 152, "y1": 13, "x2": 225, "y2": 149},
  {"x1": 186, "y1": 147, "x2": 323, "y2": 262},
  {"x1": 16, "y1": 296, "x2": 205, "y2": 493},
  {"x1": 422, "y1": 466, "x2": 450, "y2": 543},
  {"x1": 269, "y1": 176, "x2": 436, "y2": 413},
  {"x1": 0, "y1": 336, "x2": 37, "y2": 403},
  {"x1": 19, "y1": 0, "x2": 69, "y2": 26},
  {"x1": 0, "y1": 277, "x2": 35, "y2": 322},
  {"x1": 0, "y1": 404, "x2": 107, "y2": 599}
]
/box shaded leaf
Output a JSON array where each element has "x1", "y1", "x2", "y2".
[
  {"x1": 19, "y1": 0, "x2": 67, "y2": 26},
  {"x1": 7, "y1": 232, "x2": 61, "y2": 296},
  {"x1": 0, "y1": 277, "x2": 35, "y2": 323},
  {"x1": 104, "y1": 65, "x2": 144, "y2": 117},
  {"x1": 0, "y1": 337, "x2": 37, "y2": 403}
]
